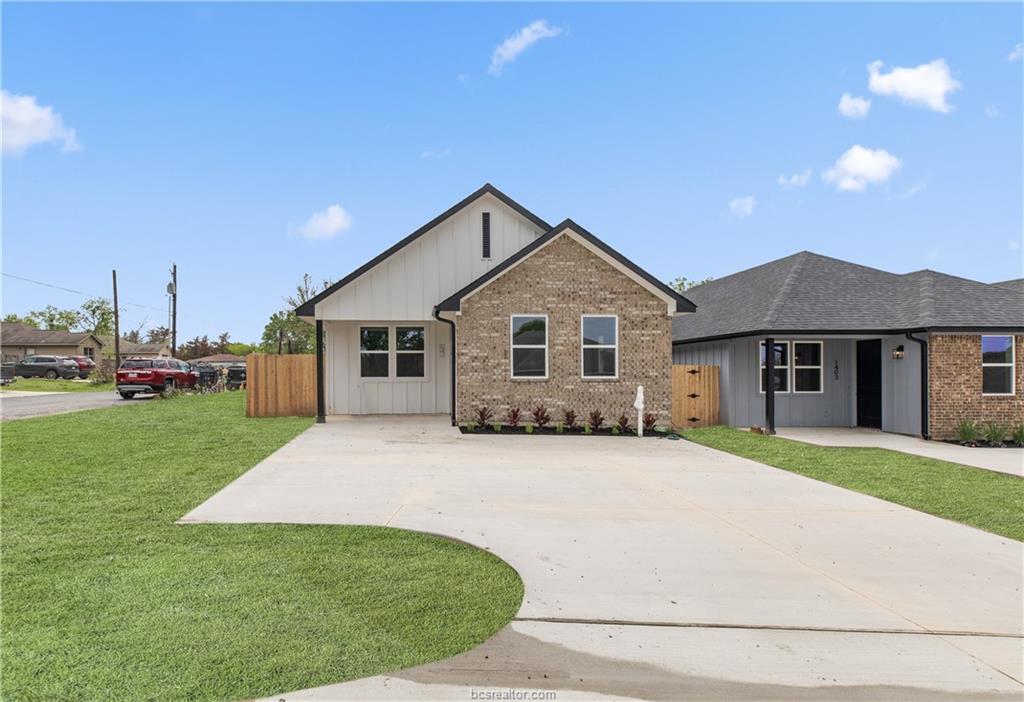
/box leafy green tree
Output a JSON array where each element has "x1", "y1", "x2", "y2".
[
  {"x1": 225, "y1": 342, "x2": 257, "y2": 356},
  {"x1": 27, "y1": 305, "x2": 81, "y2": 331},
  {"x1": 79, "y1": 297, "x2": 115, "y2": 336},
  {"x1": 146, "y1": 326, "x2": 170, "y2": 344},
  {"x1": 668, "y1": 276, "x2": 714, "y2": 293},
  {"x1": 260, "y1": 311, "x2": 314, "y2": 354},
  {"x1": 2, "y1": 313, "x2": 38, "y2": 328}
]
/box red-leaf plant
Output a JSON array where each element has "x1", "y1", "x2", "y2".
[
  {"x1": 506, "y1": 406, "x2": 522, "y2": 428},
  {"x1": 562, "y1": 408, "x2": 577, "y2": 429},
  {"x1": 475, "y1": 406, "x2": 494, "y2": 425},
  {"x1": 588, "y1": 410, "x2": 604, "y2": 430},
  {"x1": 642, "y1": 412, "x2": 657, "y2": 432},
  {"x1": 616, "y1": 414, "x2": 631, "y2": 433},
  {"x1": 531, "y1": 404, "x2": 551, "y2": 428}
]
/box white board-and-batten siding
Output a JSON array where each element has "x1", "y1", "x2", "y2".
[{"x1": 314, "y1": 194, "x2": 545, "y2": 321}]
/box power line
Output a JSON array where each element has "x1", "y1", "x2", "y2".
[{"x1": 2, "y1": 272, "x2": 167, "y2": 313}]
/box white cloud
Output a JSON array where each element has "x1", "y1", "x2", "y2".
[
  {"x1": 292, "y1": 204, "x2": 352, "y2": 241},
  {"x1": 822, "y1": 145, "x2": 901, "y2": 192},
  {"x1": 419, "y1": 148, "x2": 451, "y2": 159},
  {"x1": 1, "y1": 90, "x2": 80, "y2": 156},
  {"x1": 489, "y1": 20, "x2": 563, "y2": 76},
  {"x1": 777, "y1": 169, "x2": 812, "y2": 188},
  {"x1": 867, "y1": 59, "x2": 961, "y2": 113},
  {"x1": 838, "y1": 93, "x2": 871, "y2": 119},
  {"x1": 1009, "y1": 43, "x2": 1023, "y2": 61},
  {"x1": 984, "y1": 104, "x2": 1002, "y2": 118},
  {"x1": 728, "y1": 196, "x2": 756, "y2": 218},
  {"x1": 896, "y1": 182, "x2": 927, "y2": 200}
]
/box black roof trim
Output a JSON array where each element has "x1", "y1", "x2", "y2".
[
  {"x1": 672, "y1": 326, "x2": 1024, "y2": 345},
  {"x1": 436, "y1": 218, "x2": 696, "y2": 314},
  {"x1": 295, "y1": 183, "x2": 551, "y2": 317}
]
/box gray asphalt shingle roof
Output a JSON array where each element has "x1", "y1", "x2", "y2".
[
  {"x1": 673, "y1": 251, "x2": 1024, "y2": 342},
  {"x1": 0, "y1": 324, "x2": 103, "y2": 347}
]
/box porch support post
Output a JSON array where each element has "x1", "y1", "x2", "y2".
[
  {"x1": 765, "y1": 336, "x2": 776, "y2": 435},
  {"x1": 315, "y1": 320, "x2": 325, "y2": 424}
]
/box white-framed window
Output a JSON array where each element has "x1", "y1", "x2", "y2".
[
  {"x1": 793, "y1": 341, "x2": 823, "y2": 393},
  {"x1": 581, "y1": 315, "x2": 618, "y2": 379},
  {"x1": 982, "y1": 335, "x2": 1015, "y2": 396},
  {"x1": 395, "y1": 326, "x2": 425, "y2": 378},
  {"x1": 510, "y1": 314, "x2": 547, "y2": 379},
  {"x1": 359, "y1": 327, "x2": 389, "y2": 378},
  {"x1": 759, "y1": 341, "x2": 790, "y2": 393}
]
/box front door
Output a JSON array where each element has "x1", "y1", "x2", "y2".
[{"x1": 856, "y1": 339, "x2": 882, "y2": 428}]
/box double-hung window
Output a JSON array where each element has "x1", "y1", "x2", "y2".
[
  {"x1": 396, "y1": 327, "x2": 425, "y2": 378},
  {"x1": 510, "y1": 315, "x2": 547, "y2": 378},
  {"x1": 793, "y1": 341, "x2": 823, "y2": 393},
  {"x1": 759, "y1": 341, "x2": 790, "y2": 393},
  {"x1": 581, "y1": 315, "x2": 618, "y2": 378},
  {"x1": 360, "y1": 327, "x2": 389, "y2": 378},
  {"x1": 981, "y1": 335, "x2": 1015, "y2": 395}
]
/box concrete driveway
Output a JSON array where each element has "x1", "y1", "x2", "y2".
[{"x1": 183, "y1": 417, "x2": 1023, "y2": 701}]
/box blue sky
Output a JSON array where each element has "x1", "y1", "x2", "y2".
[{"x1": 3, "y1": 3, "x2": 1022, "y2": 343}]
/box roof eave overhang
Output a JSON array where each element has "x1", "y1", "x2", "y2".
[{"x1": 672, "y1": 325, "x2": 1024, "y2": 345}]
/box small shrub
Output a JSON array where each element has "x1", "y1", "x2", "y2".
[
  {"x1": 525, "y1": 424, "x2": 534, "y2": 434},
  {"x1": 506, "y1": 407, "x2": 522, "y2": 428},
  {"x1": 612, "y1": 426, "x2": 620, "y2": 435},
  {"x1": 654, "y1": 426, "x2": 669, "y2": 434},
  {"x1": 956, "y1": 420, "x2": 979, "y2": 445},
  {"x1": 562, "y1": 409, "x2": 577, "y2": 429},
  {"x1": 492, "y1": 422, "x2": 502, "y2": 433},
  {"x1": 89, "y1": 366, "x2": 114, "y2": 385},
  {"x1": 531, "y1": 404, "x2": 551, "y2": 428},
  {"x1": 642, "y1": 412, "x2": 656, "y2": 432},
  {"x1": 466, "y1": 421, "x2": 477, "y2": 433},
  {"x1": 555, "y1": 422, "x2": 564, "y2": 434},
  {"x1": 475, "y1": 406, "x2": 493, "y2": 425},
  {"x1": 588, "y1": 410, "x2": 604, "y2": 431},
  {"x1": 1012, "y1": 424, "x2": 1024, "y2": 447},
  {"x1": 583, "y1": 424, "x2": 592, "y2": 435},
  {"x1": 981, "y1": 422, "x2": 1009, "y2": 446},
  {"x1": 616, "y1": 414, "x2": 631, "y2": 434}
]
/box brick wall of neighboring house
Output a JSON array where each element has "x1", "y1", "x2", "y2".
[
  {"x1": 455, "y1": 234, "x2": 673, "y2": 426},
  {"x1": 928, "y1": 334, "x2": 1024, "y2": 439}
]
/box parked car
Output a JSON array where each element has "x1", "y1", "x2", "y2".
[
  {"x1": 14, "y1": 355, "x2": 80, "y2": 380},
  {"x1": 225, "y1": 364, "x2": 246, "y2": 390},
  {"x1": 71, "y1": 355, "x2": 97, "y2": 379},
  {"x1": 115, "y1": 357, "x2": 198, "y2": 399}
]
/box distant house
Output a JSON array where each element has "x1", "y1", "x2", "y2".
[
  {"x1": 190, "y1": 353, "x2": 246, "y2": 367},
  {"x1": 97, "y1": 337, "x2": 171, "y2": 362},
  {"x1": 673, "y1": 252, "x2": 1024, "y2": 440},
  {"x1": 0, "y1": 323, "x2": 104, "y2": 362}
]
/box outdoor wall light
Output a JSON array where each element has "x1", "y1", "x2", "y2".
[{"x1": 892, "y1": 345, "x2": 905, "y2": 360}]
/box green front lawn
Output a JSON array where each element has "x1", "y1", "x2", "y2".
[
  {"x1": 2, "y1": 392, "x2": 523, "y2": 701},
  {"x1": 684, "y1": 426, "x2": 1024, "y2": 541},
  {"x1": 1, "y1": 377, "x2": 114, "y2": 392}
]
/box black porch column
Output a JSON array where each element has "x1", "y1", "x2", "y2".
[
  {"x1": 764, "y1": 336, "x2": 776, "y2": 435},
  {"x1": 315, "y1": 320, "x2": 325, "y2": 424}
]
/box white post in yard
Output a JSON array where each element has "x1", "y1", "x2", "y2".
[{"x1": 633, "y1": 385, "x2": 645, "y2": 437}]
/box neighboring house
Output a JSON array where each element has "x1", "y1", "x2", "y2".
[
  {"x1": 190, "y1": 353, "x2": 246, "y2": 367},
  {"x1": 673, "y1": 252, "x2": 1024, "y2": 440},
  {"x1": 296, "y1": 184, "x2": 694, "y2": 424},
  {"x1": 0, "y1": 323, "x2": 104, "y2": 362},
  {"x1": 97, "y1": 337, "x2": 172, "y2": 362}
]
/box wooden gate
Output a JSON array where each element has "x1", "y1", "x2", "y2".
[
  {"x1": 671, "y1": 364, "x2": 720, "y2": 428},
  {"x1": 245, "y1": 354, "x2": 316, "y2": 417}
]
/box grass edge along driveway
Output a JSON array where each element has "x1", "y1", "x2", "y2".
[
  {"x1": 0, "y1": 378, "x2": 115, "y2": 392},
  {"x1": 684, "y1": 426, "x2": 1023, "y2": 541},
  {"x1": 1, "y1": 392, "x2": 523, "y2": 701}
]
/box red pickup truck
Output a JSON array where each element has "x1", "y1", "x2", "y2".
[{"x1": 116, "y1": 358, "x2": 198, "y2": 399}]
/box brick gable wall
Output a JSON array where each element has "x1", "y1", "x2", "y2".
[
  {"x1": 455, "y1": 235, "x2": 672, "y2": 426},
  {"x1": 928, "y1": 334, "x2": 1024, "y2": 439}
]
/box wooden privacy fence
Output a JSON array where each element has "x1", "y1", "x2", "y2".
[
  {"x1": 246, "y1": 354, "x2": 316, "y2": 418},
  {"x1": 671, "y1": 364, "x2": 720, "y2": 429}
]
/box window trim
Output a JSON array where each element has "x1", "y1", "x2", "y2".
[
  {"x1": 792, "y1": 341, "x2": 824, "y2": 395},
  {"x1": 580, "y1": 314, "x2": 619, "y2": 380},
  {"x1": 359, "y1": 326, "x2": 391, "y2": 380},
  {"x1": 758, "y1": 340, "x2": 791, "y2": 394},
  {"x1": 510, "y1": 314, "x2": 548, "y2": 380},
  {"x1": 981, "y1": 335, "x2": 1016, "y2": 397}
]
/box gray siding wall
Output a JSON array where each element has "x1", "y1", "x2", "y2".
[
  {"x1": 674, "y1": 336, "x2": 853, "y2": 428},
  {"x1": 881, "y1": 334, "x2": 922, "y2": 435}
]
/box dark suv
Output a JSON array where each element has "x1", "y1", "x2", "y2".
[
  {"x1": 116, "y1": 358, "x2": 198, "y2": 399},
  {"x1": 15, "y1": 355, "x2": 80, "y2": 380}
]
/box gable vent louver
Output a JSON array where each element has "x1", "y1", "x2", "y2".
[{"x1": 482, "y1": 212, "x2": 491, "y2": 259}]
